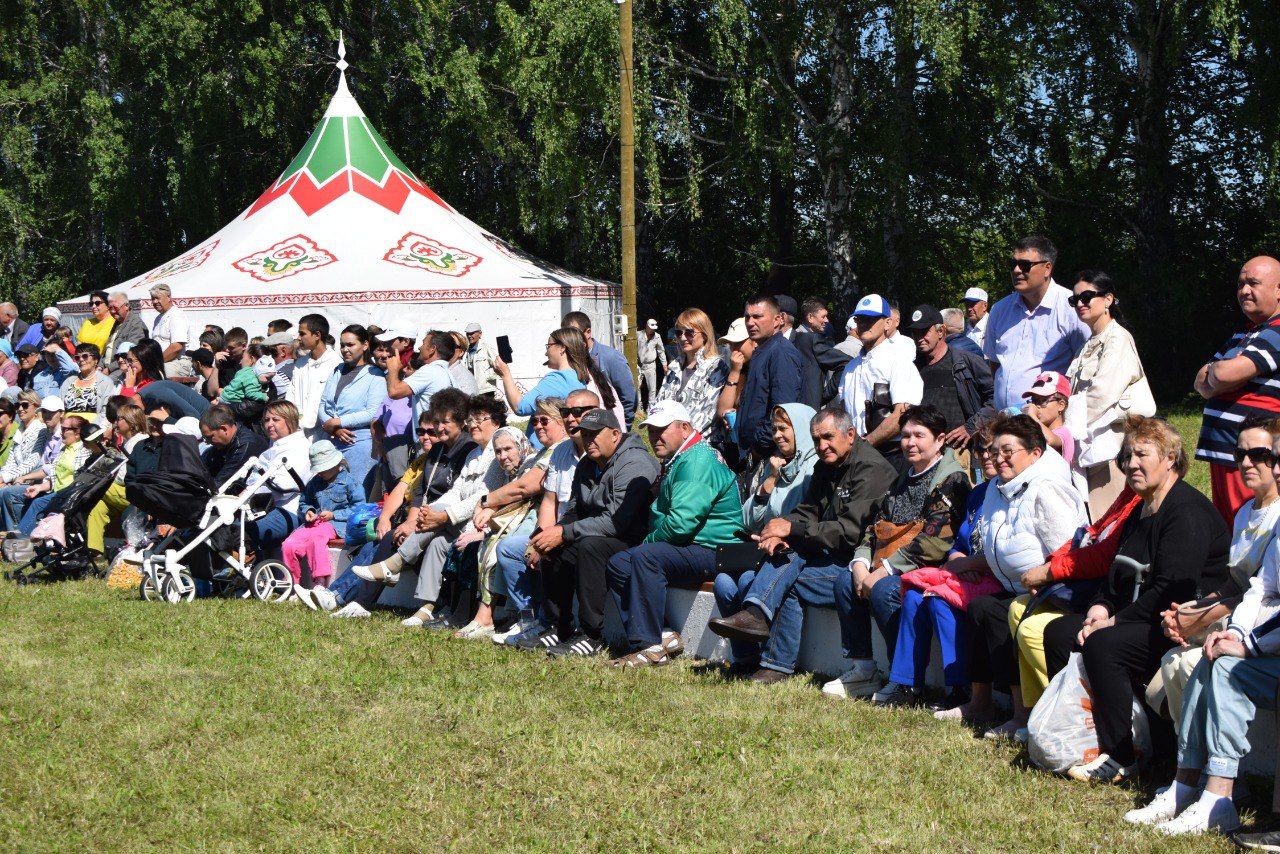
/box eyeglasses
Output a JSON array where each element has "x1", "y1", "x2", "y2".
[
  {"x1": 975, "y1": 443, "x2": 993, "y2": 457},
  {"x1": 675, "y1": 328, "x2": 700, "y2": 339},
  {"x1": 558, "y1": 406, "x2": 593, "y2": 419},
  {"x1": 17, "y1": 403, "x2": 33, "y2": 410},
  {"x1": 464, "y1": 414, "x2": 492, "y2": 428},
  {"x1": 991, "y1": 445, "x2": 1029, "y2": 460},
  {"x1": 1067, "y1": 290, "x2": 1102, "y2": 307},
  {"x1": 1008, "y1": 258, "x2": 1050, "y2": 274},
  {"x1": 531, "y1": 416, "x2": 556, "y2": 427},
  {"x1": 1235, "y1": 446, "x2": 1277, "y2": 467},
  {"x1": 416, "y1": 427, "x2": 438, "y2": 437},
  {"x1": 75, "y1": 353, "x2": 96, "y2": 362},
  {"x1": 89, "y1": 300, "x2": 106, "y2": 307}
]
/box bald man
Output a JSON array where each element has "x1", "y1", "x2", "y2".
[{"x1": 1194, "y1": 255, "x2": 1280, "y2": 521}]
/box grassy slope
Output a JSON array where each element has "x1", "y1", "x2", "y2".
[{"x1": 0, "y1": 408, "x2": 1235, "y2": 849}]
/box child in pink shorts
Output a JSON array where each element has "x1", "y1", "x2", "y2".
[{"x1": 282, "y1": 440, "x2": 364, "y2": 595}]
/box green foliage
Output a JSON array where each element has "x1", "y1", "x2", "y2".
[{"x1": 2, "y1": 1, "x2": 1280, "y2": 396}]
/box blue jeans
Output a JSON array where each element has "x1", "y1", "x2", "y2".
[
  {"x1": 742, "y1": 552, "x2": 860, "y2": 675},
  {"x1": 607, "y1": 542, "x2": 717, "y2": 649},
  {"x1": 249, "y1": 508, "x2": 299, "y2": 559},
  {"x1": 833, "y1": 569, "x2": 902, "y2": 662},
  {"x1": 889, "y1": 589, "x2": 969, "y2": 688},
  {"x1": 1178, "y1": 654, "x2": 1280, "y2": 779},
  {"x1": 17, "y1": 492, "x2": 56, "y2": 538},
  {"x1": 497, "y1": 534, "x2": 541, "y2": 615},
  {"x1": 713, "y1": 570, "x2": 759, "y2": 665},
  {"x1": 0, "y1": 483, "x2": 31, "y2": 531}
]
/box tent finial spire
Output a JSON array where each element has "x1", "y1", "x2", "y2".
[{"x1": 336, "y1": 31, "x2": 349, "y2": 77}]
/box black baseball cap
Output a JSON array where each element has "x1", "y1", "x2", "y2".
[
  {"x1": 570, "y1": 408, "x2": 621, "y2": 434},
  {"x1": 15, "y1": 343, "x2": 39, "y2": 356},
  {"x1": 774, "y1": 294, "x2": 799, "y2": 318},
  {"x1": 905, "y1": 304, "x2": 944, "y2": 331}
]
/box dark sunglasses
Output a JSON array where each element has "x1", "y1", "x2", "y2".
[
  {"x1": 558, "y1": 406, "x2": 593, "y2": 419},
  {"x1": 17, "y1": 402, "x2": 33, "y2": 410},
  {"x1": 1235, "y1": 446, "x2": 1277, "y2": 467},
  {"x1": 531, "y1": 416, "x2": 556, "y2": 427},
  {"x1": 417, "y1": 427, "x2": 438, "y2": 437},
  {"x1": 1067, "y1": 290, "x2": 1102, "y2": 307},
  {"x1": 974, "y1": 442, "x2": 994, "y2": 457},
  {"x1": 89, "y1": 300, "x2": 106, "y2": 307},
  {"x1": 1008, "y1": 258, "x2": 1049, "y2": 274},
  {"x1": 675, "y1": 328, "x2": 700, "y2": 339}
]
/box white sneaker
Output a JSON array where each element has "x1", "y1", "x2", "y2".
[
  {"x1": 292, "y1": 584, "x2": 313, "y2": 605},
  {"x1": 1065, "y1": 753, "x2": 1136, "y2": 784},
  {"x1": 493, "y1": 619, "x2": 536, "y2": 644},
  {"x1": 310, "y1": 587, "x2": 338, "y2": 612},
  {"x1": 331, "y1": 602, "x2": 371, "y2": 619},
  {"x1": 1125, "y1": 785, "x2": 1194, "y2": 826},
  {"x1": 351, "y1": 561, "x2": 400, "y2": 586},
  {"x1": 1155, "y1": 792, "x2": 1240, "y2": 836},
  {"x1": 821, "y1": 662, "x2": 881, "y2": 698}
]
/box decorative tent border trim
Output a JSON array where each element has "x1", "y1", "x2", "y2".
[{"x1": 58, "y1": 283, "x2": 619, "y2": 312}]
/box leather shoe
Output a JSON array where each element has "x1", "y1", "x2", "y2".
[
  {"x1": 708, "y1": 605, "x2": 770, "y2": 642},
  {"x1": 748, "y1": 668, "x2": 790, "y2": 685}
]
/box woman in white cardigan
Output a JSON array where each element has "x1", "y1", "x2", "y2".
[
  {"x1": 1065, "y1": 270, "x2": 1155, "y2": 520},
  {"x1": 944, "y1": 413, "x2": 1086, "y2": 737}
]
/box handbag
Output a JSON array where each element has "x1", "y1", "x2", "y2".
[{"x1": 714, "y1": 542, "x2": 766, "y2": 576}]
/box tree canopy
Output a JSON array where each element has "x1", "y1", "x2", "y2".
[{"x1": 2, "y1": 0, "x2": 1278, "y2": 394}]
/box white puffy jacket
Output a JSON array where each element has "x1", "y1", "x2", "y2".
[{"x1": 981, "y1": 447, "x2": 1087, "y2": 594}]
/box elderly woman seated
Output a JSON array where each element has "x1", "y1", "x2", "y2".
[
  {"x1": 711, "y1": 403, "x2": 817, "y2": 673},
  {"x1": 1041, "y1": 416, "x2": 1229, "y2": 783},
  {"x1": 1122, "y1": 423, "x2": 1280, "y2": 836},
  {"x1": 934, "y1": 413, "x2": 1086, "y2": 737}
]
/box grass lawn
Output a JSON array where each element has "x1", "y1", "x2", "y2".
[{"x1": 0, "y1": 406, "x2": 1245, "y2": 849}]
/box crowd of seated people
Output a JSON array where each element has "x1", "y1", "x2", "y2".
[{"x1": 9, "y1": 242, "x2": 1280, "y2": 844}]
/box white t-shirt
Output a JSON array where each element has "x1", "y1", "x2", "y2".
[
  {"x1": 405, "y1": 359, "x2": 455, "y2": 424},
  {"x1": 1229, "y1": 498, "x2": 1280, "y2": 590},
  {"x1": 151, "y1": 306, "x2": 191, "y2": 351},
  {"x1": 543, "y1": 439, "x2": 582, "y2": 520},
  {"x1": 839, "y1": 339, "x2": 924, "y2": 435},
  {"x1": 886, "y1": 332, "x2": 918, "y2": 367}
]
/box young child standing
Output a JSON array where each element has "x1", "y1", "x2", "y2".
[
  {"x1": 215, "y1": 344, "x2": 269, "y2": 405},
  {"x1": 282, "y1": 440, "x2": 364, "y2": 596},
  {"x1": 1021, "y1": 371, "x2": 1076, "y2": 465}
]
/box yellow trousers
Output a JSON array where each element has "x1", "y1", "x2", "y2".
[
  {"x1": 1008, "y1": 594, "x2": 1072, "y2": 708},
  {"x1": 87, "y1": 481, "x2": 129, "y2": 554}
]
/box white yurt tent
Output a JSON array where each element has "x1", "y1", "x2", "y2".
[{"x1": 61, "y1": 41, "x2": 619, "y2": 381}]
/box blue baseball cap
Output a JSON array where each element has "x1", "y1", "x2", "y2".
[{"x1": 851, "y1": 294, "x2": 891, "y2": 319}]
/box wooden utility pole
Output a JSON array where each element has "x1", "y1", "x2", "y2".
[{"x1": 618, "y1": 0, "x2": 638, "y2": 373}]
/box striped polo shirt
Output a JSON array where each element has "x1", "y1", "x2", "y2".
[{"x1": 1196, "y1": 315, "x2": 1280, "y2": 467}]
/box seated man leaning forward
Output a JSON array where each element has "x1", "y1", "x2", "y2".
[
  {"x1": 528, "y1": 407, "x2": 659, "y2": 658},
  {"x1": 605, "y1": 400, "x2": 744, "y2": 667},
  {"x1": 708, "y1": 404, "x2": 897, "y2": 684}
]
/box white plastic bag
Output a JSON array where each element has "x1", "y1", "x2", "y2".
[{"x1": 1028, "y1": 652, "x2": 1151, "y2": 773}]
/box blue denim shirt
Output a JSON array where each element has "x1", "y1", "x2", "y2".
[
  {"x1": 589, "y1": 340, "x2": 637, "y2": 426},
  {"x1": 299, "y1": 469, "x2": 365, "y2": 535},
  {"x1": 31, "y1": 348, "x2": 75, "y2": 399}
]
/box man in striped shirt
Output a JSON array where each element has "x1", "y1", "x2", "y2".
[{"x1": 1195, "y1": 255, "x2": 1280, "y2": 521}]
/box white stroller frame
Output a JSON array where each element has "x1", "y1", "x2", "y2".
[{"x1": 140, "y1": 454, "x2": 298, "y2": 604}]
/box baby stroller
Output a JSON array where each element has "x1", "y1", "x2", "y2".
[
  {"x1": 5, "y1": 445, "x2": 124, "y2": 585},
  {"x1": 132, "y1": 443, "x2": 301, "y2": 605}
]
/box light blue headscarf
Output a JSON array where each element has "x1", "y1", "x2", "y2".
[{"x1": 743, "y1": 402, "x2": 818, "y2": 530}]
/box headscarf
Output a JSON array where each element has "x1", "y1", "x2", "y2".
[
  {"x1": 492, "y1": 426, "x2": 534, "y2": 480},
  {"x1": 774, "y1": 403, "x2": 817, "y2": 486},
  {"x1": 744, "y1": 402, "x2": 818, "y2": 530}
]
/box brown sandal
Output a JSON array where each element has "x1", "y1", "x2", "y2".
[{"x1": 610, "y1": 648, "x2": 671, "y2": 668}]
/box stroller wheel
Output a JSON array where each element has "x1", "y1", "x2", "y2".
[
  {"x1": 139, "y1": 573, "x2": 163, "y2": 602},
  {"x1": 160, "y1": 569, "x2": 196, "y2": 604},
  {"x1": 251, "y1": 559, "x2": 293, "y2": 603}
]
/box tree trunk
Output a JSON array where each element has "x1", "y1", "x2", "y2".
[
  {"x1": 822, "y1": 6, "x2": 857, "y2": 312},
  {"x1": 881, "y1": 8, "x2": 919, "y2": 302}
]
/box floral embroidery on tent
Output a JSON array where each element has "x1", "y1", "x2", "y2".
[
  {"x1": 382, "y1": 233, "x2": 481, "y2": 277},
  {"x1": 141, "y1": 240, "x2": 220, "y2": 283},
  {"x1": 232, "y1": 235, "x2": 337, "y2": 282}
]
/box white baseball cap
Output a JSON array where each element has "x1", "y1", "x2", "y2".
[
  {"x1": 375, "y1": 327, "x2": 417, "y2": 342},
  {"x1": 717, "y1": 317, "x2": 749, "y2": 344},
  {"x1": 642, "y1": 400, "x2": 693, "y2": 428},
  {"x1": 39, "y1": 396, "x2": 65, "y2": 413},
  {"x1": 852, "y1": 294, "x2": 891, "y2": 319},
  {"x1": 964, "y1": 287, "x2": 989, "y2": 303}
]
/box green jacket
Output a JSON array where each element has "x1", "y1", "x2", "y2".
[
  {"x1": 645, "y1": 438, "x2": 743, "y2": 548},
  {"x1": 853, "y1": 449, "x2": 971, "y2": 575}
]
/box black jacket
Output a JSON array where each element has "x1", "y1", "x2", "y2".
[
  {"x1": 785, "y1": 439, "x2": 897, "y2": 561},
  {"x1": 201, "y1": 427, "x2": 269, "y2": 487},
  {"x1": 411, "y1": 437, "x2": 479, "y2": 505},
  {"x1": 793, "y1": 327, "x2": 853, "y2": 408},
  {"x1": 917, "y1": 346, "x2": 996, "y2": 434}
]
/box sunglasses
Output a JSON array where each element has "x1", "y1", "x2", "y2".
[
  {"x1": 17, "y1": 402, "x2": 33, "y2": 410},
  {"x1": 1235, "y1": 446, "x2": 1277, "y2": 467},
  {"x1": 531, "y1": 416, "x2": 556, "y2": 427},
  {"x1": 558, "y1": 406, "x2": 594, "y2": 419},
  {"x1": 416, "y1": 427, "x2": 438, "y2": 437},
  {"x1": 675, "y1": 328, "x2": 700, "y2": 339},
  {"x1": 1067, "y1": 290, "x2": 1102, "y2": 307},
  {"x1": 975, "y1": 443, "x2": 993, "y2": 457},
  {"x1": 1008, "y1": 258, "x2": 1050, "y2": 274},
  {"x1": 75, "y1": 353, "x2": 96, "y2": 362},
  {"x1": 89, "y1": 300, "x2": 106, "y2": 307}
]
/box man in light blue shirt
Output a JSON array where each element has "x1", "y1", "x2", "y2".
[
  {"x1": 385, "y1": 329, "x2": 456, "y2": 425},
  {"x1": 983, "y1": 236, "x2": 1089, "y2": 410},
  {"x1": 562, "y1": 311, "x2": 637, "y2": 427},
  {"x1": 26, "y1": 343, "x2": 75, "y2": 399}
]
